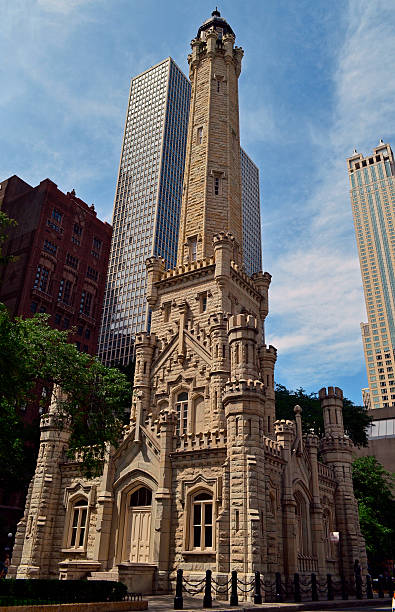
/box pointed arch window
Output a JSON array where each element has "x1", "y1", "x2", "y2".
[
  {"x1": 191, "y1": 491, "x2": 213, "y2": 550},
  {"x1": 176, "y1": 392, "x2": 188, "y2": 436},
  {"x1": 68, "y1": 498, "x2": 88, "y2": 549}
]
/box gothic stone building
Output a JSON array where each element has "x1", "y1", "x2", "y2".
[{"x1": 10, "y1": 10, "x2": 367, "y2": 597}]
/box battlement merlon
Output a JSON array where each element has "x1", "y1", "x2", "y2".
[{"x1": 146, "y1": 256, "x2": 165, "y2": 306}]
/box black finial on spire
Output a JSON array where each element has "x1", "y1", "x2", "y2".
[{"x1": 212, "y1": 7, "x2": 220, "y2": 17}]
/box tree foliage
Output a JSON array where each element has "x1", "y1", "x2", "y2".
[
  {"x1": 0, "y1": 210, "x2": 17, "y2": 267},
  {"x1": 352, "y1": 456, "x2": 395, "y2": 572},
  {"x1": 275, "y1": 384, "x2": 372, "y2": 447},
  {"x1": 0, "y1": 305, "x2": 132, "y2": 480}
]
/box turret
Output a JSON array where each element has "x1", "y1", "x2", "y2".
[
  {"x1": 146, "y1": 256, "x2": 165, "y2": 306},
  {"x1": 10, "y1": 386, "x2": 70, "y2": 578},
  {"x1": 228, "y1": 313, "x2": 259, "y2": 380},
  {"x1": 319, "y1": 387, "x2": 368, "y2": 584}
]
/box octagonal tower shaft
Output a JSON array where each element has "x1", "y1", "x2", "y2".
[{"x1": 177, "y1": 17, "x2": 244, "y2": 265}]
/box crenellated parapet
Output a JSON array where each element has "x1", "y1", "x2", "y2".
[
  {"x1": 222, "y1": 378, "x2": 265, "y2": 418},
  {"x1": 176, "y1": 429, "x2": 226, "y2": 452}
]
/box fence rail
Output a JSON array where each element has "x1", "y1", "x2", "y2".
[{"x1": 172, "y1": 565, "x2": 394, "y2": 609}]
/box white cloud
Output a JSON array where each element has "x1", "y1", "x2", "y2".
[{"x1": 267, "y1": 0, "x2": 395, "y2": 391}]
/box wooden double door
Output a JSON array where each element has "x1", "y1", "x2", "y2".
[{"x1": 122, "y1": 486, "x2": 152, "y2": 564}]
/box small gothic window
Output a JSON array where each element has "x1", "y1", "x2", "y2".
[
  {"x1": 197, "y1": 127, "x2": 203, "y2": 144},
  {"x1": 176, "y1": 392, "x2": 188, "y2": 435},
  {"x1": 191, "y1": 491, "x2": 213, "y2": 550},
  {"x1": 189, "y1": 239, "x2": 197, "y2": 261},
  {"x1": 214, "y1": 177, "x2": 220, "y2": 195},
  {"x1": 130, "y1": 487, "x2": 152, "y2": 507},
  {"x1": 69, "y1": 498, "x2": 88, "y2": 548}
]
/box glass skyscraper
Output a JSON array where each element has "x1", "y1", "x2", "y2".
[
  {"x1": 240, "y1": 147, "x2": 262, "y2": 275},
  {"x1": 98, "y1": 58, "x2": 190, "y2": 366},
  {"x1": 347, "y1": 140, "x2": 395, "y2": 409},
  {"x1": 99, "y1": 59, "x2": 263, "y2": 367}
]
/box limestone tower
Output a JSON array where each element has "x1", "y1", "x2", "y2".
[{"x1": 177, "y1": 9, "x2": 244, "y2": 265}]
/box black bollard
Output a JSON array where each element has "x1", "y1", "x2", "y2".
[
  {"x1": 341, "y1": 574, "x2": 348, "y2": 600},
  {"x1": 327, "y1": 574, "x2": 334, "y2": 601},
  {"x1": 254, "y1": 571, "x2": 262, "y2": 604},
  {"x1": 294, "y1": 573, "x2": 301, "y2": 603},
  {"x1": 203, "y1": 569, "x2": 212, "y2": 608},
  {"x1": 366, "y1": 574, "x2": 373, "y2": 599},
  {"x1": 311, "y1": 573, "x2": 318, "y2": 601},
  {"x1": 174, "y1": 569, "x2": 183, "y2": 610},
  {"x1": 275, "y1": 572, "x2": 283, "y2": 603},
  {"x1": 230, "y1": 570, "x2": 238, "y2": 606}
]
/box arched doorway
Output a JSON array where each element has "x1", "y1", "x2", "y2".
[{"x1": 124, "y1": 486, "x2": 152, "y2": 563}]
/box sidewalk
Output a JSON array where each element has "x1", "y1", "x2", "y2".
[{"x1": 146, "y1": 595, "x2": 392, "y2": 612}]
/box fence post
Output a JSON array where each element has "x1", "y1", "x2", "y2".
[
  {"x1": 203, "y1": 569, "x2": 212, "y2": 608},
  {"x1": 378, "y1": 575, "x2": 384, "y2": 598},
  {"x1": 275, "y1": 572, "x2": 283, "y2": 603},
  {"x1": 254, "y1": 571, "x2": 262, "y2": 604},
  {"x1": 230, "y1": 570, "x2": 238, "y2": 606},
  {"x1": 327, "y1": 574, "x2": 334, "y2": 601},
  {"x1": 341, "y1": 574, "x2": 348, "y2": 600},
  {"x1": 311, "y1": 573, "x2": 318, "y2": 601},
  {"x1": 293, "y1": 573, "x2": 301, "y2": 603},
  {"x1": 174, "y1": 569, "x2": 183, "y2": 610},
  {"x1": 366, "y1": 574, "x2": 373, "y2": 599}
]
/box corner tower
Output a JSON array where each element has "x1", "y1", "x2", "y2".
[{"x1": 177, "y1": 10, "x2": 244, "y2": 265}]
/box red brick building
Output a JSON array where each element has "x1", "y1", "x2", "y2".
[
  {"x1": 0, "y1": 175, "x2": 112, "y2": 360},
  {"x1": 0, "y1": 175, "x2": 112, "y2": 552}
]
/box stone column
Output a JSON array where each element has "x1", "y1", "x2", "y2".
[
  {"x1": 305, "y1": 433, "x2": 326, "y2": 574},
  {"x1": 133, "y1": 332, "x2": 157, "y2": 433},
  {"x1": 275, "y1": 419, "x2": 297, "y2": 577},
  {"x1": 154, "y1": 408, "x2": 176, "y2": 592},
  {"x1": 209, "y1": 312, "x2": 230, "y2": 430}
]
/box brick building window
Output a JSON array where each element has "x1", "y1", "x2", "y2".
[
  {"x1": 197, "y1": 126, "x2": 203, "y2": 144},
  {"x1": 30, "y1": 301, "x2": 38, "y2": 313},
  {"x1": 80, "y1": 290, "x2": 93, "y2": 316},
  {"x1": 43, "y1": 240, "x2": 57, "y2": 255},
  {"x1": 86, "y1": 266, "x2": 98, "y2": 281},
  {"x1": 58, "y1": 279, "x2": 72, "y2": 305},
  {"x1": 73, "y1": 223, "x2": 82, "y2": 236},
  {"x1": 214, "y1": 177, "x2": 220, "y2": 196},
  {"x1": 91, "y1": 237, "x2": 102, "y2": 258},
  {"x1": 34, "y1": 265, "x2": 50, "y2": 293},
  {"x1": 52, "y1": 209, "x2": 62, "y2": 223},
  {"x1": 65, "y1": 253, "x2": 79, "y2": 269}
]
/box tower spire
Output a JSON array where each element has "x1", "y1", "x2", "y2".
[{"x1": 177, "y1": 11, "x2": 243, "y2": 265}]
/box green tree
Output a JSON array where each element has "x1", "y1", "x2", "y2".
[
  {"x1": 352, "y1": 456, "x2": 395, "y2": 573},
  {"x1": 0, "y1": 210, "x2": 17, "y2": 267},
  {"x1": 275, "y1": 384, "x2": 372, "y2": 447},
  {"x1": 0, "y1": 305, "x2": 132, "y2": 480}
]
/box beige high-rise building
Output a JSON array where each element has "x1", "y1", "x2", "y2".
[
  {"x1": 10, "y1": 10, "x2": 366, "y2": 598},
  {"x1": 347, "y1": 142, "x2": 395, "y2": 410}
]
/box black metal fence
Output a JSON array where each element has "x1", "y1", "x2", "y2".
[{"x1": 173, "y1": 567, "x2": 394, "y2": 609}]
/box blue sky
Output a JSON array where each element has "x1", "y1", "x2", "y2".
[{"x1": 2, "y1": 0, "x2": 395, "y2": 404}]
